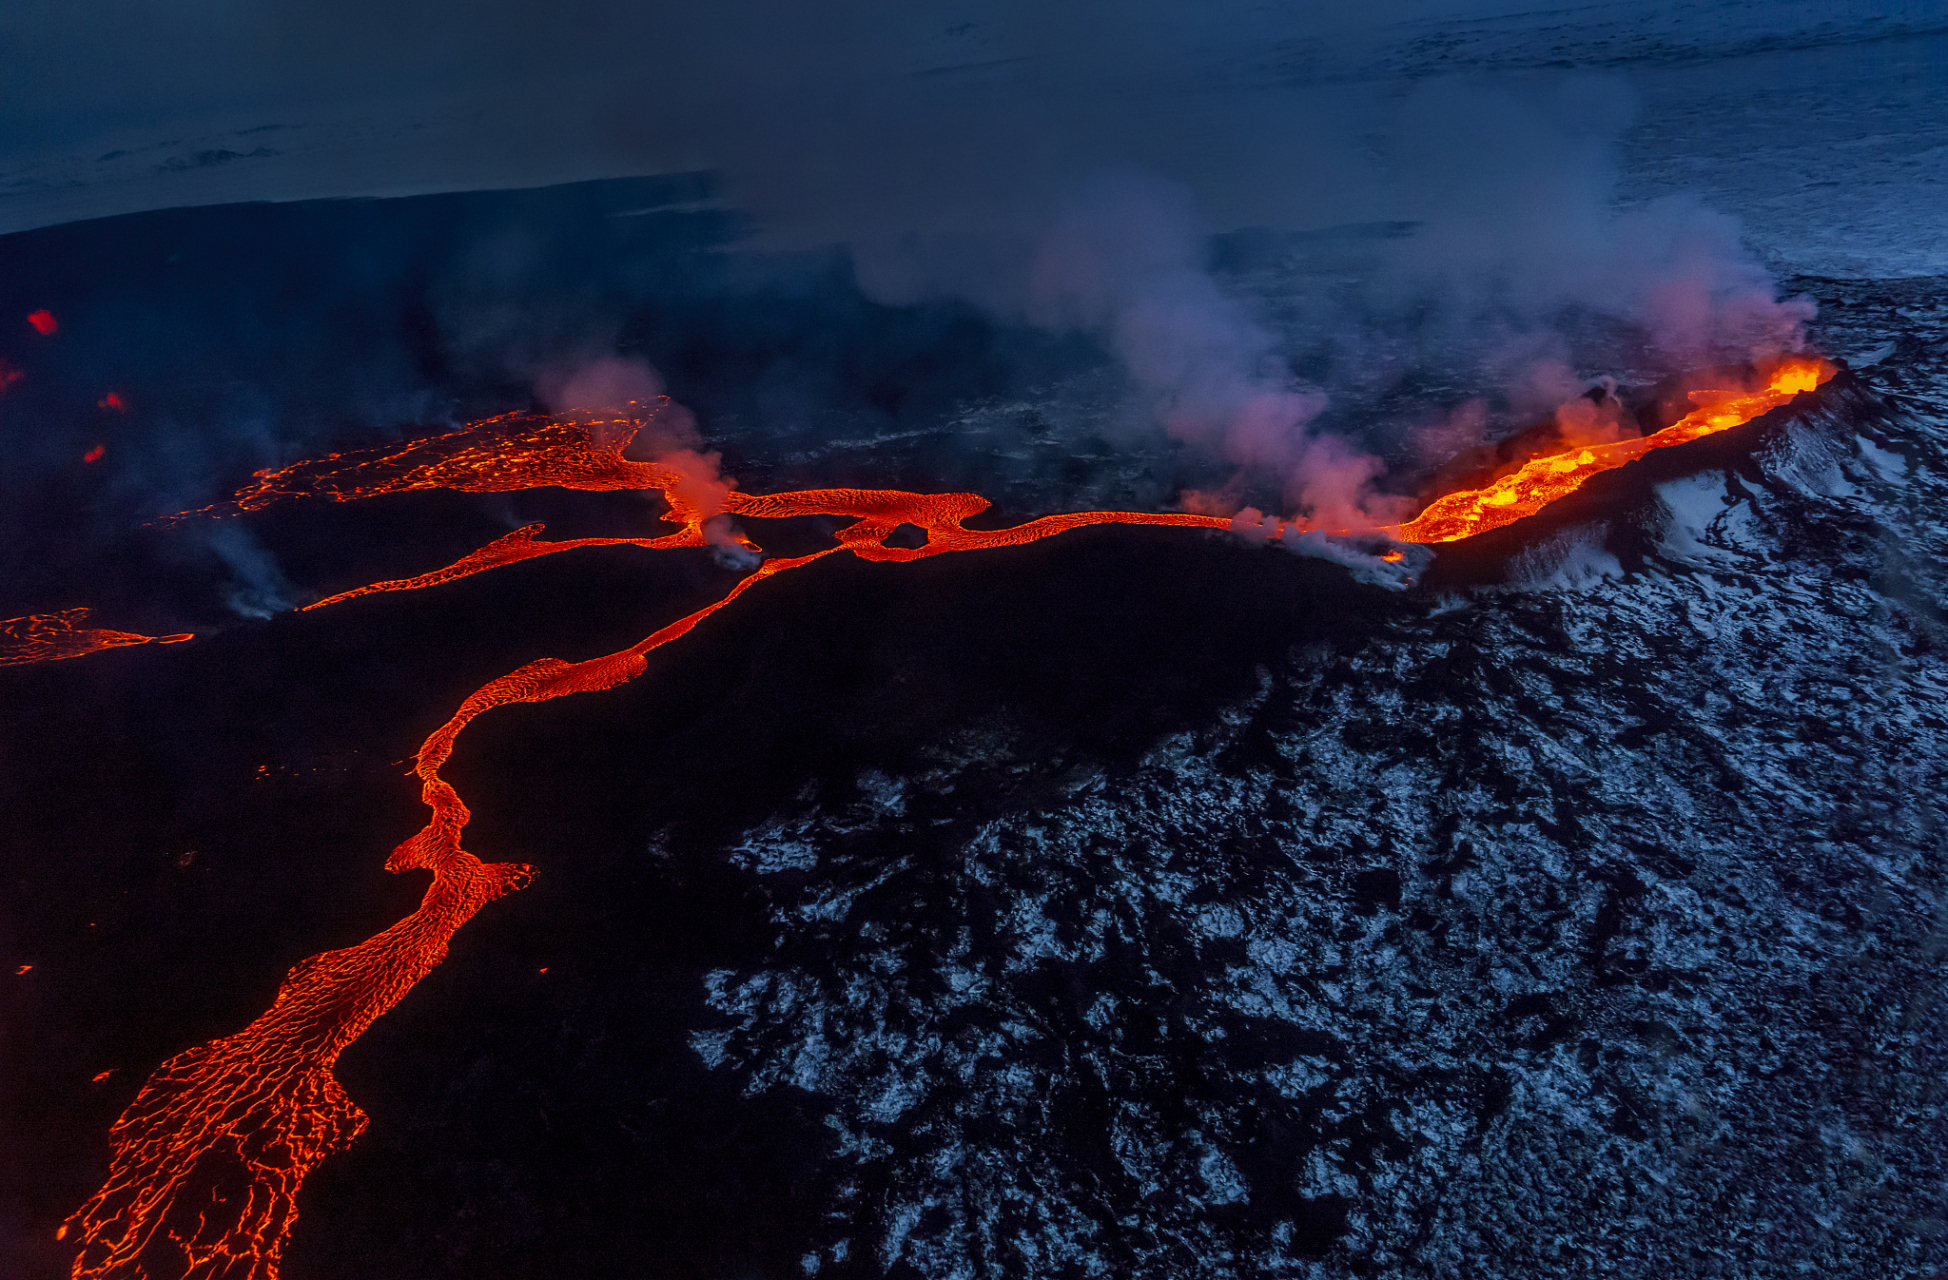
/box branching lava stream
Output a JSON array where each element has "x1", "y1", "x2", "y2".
[
  {"x1": 61, "y1": 357, "x2": 1832, "y2": 1277},
  {"x1": 63, "y1": 417, "x2": 1232, "y2": 1280},
  {"x1": 1, "y1": 609, "x2": 192, "y2": 668}
]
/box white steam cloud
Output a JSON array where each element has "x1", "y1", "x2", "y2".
[
  {"x1": 537, "y1": 355, "x2": 667, "y2": 414},
  {"x1": 1028, "y1": 175, "x2": 1385, "y2": 522},
  {"x1": 534, "y1": 355, "x2": 756, "y2": 566},
  {"x1": 1377, "y1": 76, "x2": 1812, "y2": 405},
  {"x1": 858, "y1": 172, "x2": 1406, "y2": 531},
  {"x1": 845, "y1": 72, "x2": 1812, "y2": 536},
  {"x1": 205, "y1": 522, "x2": 297, "y2": 618}
]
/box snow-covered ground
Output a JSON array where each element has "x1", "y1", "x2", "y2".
[
  {"x1": 676, "y1": 296, "x2": 1948, "y2": 1280},
  {"x1": 1619, "y1": 31, "x2": 1948, "y2": 278},
  {"x1": 2, "y1": 5, "x2": 1940, "y2": 277}
]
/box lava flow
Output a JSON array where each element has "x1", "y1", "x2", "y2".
[
  {"x1": 1389, "y1": 355, "x2": 1833, "y2": 544},
  {"x1": 0, "y1": 609, "x2": 192, "y2": 668},
  {"x1": 168, "y1": 403, "x2": 1236, "y2": 610},
  {"x1": 65, "y1": 413, "x2": 1232, "y2": 1280},
  {"x1": 63, "y1": 359, "x2": 1832, "y2": 1278}
]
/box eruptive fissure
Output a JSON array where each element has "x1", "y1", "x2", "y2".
[
  {"x1": 1387, "y1": 355, "x2": 1833, "y2": 543},
  {"x1": 61, "y1": 360, "x2": 1832, "y2": 1277}
]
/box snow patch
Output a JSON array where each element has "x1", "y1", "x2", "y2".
[
  {"x1": 856, "y1": 769, "x2": 907, "y2": 816},
  {"x1": 1763, "y1": 424, "x2": 1858, "y2": 499},
  {"x1": 729, "y1": 817, "x2": 821, "y2": 873},
  {"x1": 1505, "y1": 526, "x2": 1624, "y2": 593},
  {"x1": 1855, "y1": 435, "x2": 1908, "y2": 481},
  {"x1": 1656, "y1": 474, "x2": 1736, "y2": 563}
]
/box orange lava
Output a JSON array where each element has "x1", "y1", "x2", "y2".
[
  {"x1": 70, "y1": 414, "x2": 1232, "y2": 1280},
  {"x1": 168, "y1": 402, "x2": 1228, "y2": 609},
  {"x1": 300, "y1": 523, "x2": 694, "y2": 609},
  {"x1": 68, "y1": 359, "x2": 1833, "y2": 1275},
  {"x1": 0, "y1": 609, "x2": 192, "y2": 668},
  {"x1": 83, "y1": 445, "x2": 106, "y2": 464},
  {"x1": 1388, "y1": 355, "x2": 1833, "y2": 544},
  {"x1": 99, "y1": 392, "x2": 126, "y2": 412},
  {"x1": 28, "y1": 309, "x2": 59, "y2": 335},
  {"x1": 161, "y1": 408, "x2": 709, "y2": 524}
]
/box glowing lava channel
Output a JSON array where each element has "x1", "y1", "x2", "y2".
[
  {"x1": 1, "y1": 609, "x2": 192, "y2": 668},
  {"x1": 1388, "y1": 355, "x2": 1833, "y2": 544},
  {"x1": 64, "y1": 416, "x2": 1229, "y2": 1280},
  {"x1": 63, "y1": 360, "x2": 1831, "y2": 1277}
]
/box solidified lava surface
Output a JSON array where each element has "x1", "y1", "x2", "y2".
[
  {"x1": 3, "y1": 178, "x2": 1946, "y2": 1280},
  {"x1": 298, "y1": 346, "x2": 1948, "y2": 1279}
]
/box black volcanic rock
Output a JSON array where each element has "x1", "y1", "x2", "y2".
[
  {"x1": 4, "y1": 179, "x2": 1946, "y2": 1280},
  {"x1": 283, "y1": 326, "x2": 1946, "y2": 1278}
]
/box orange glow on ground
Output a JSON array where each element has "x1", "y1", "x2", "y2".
[
  {"x1": 66, "y1": 360, "x2": 1833, "y2": 1275},
  {"x1": 99, "y1": 392, "x2": 126, "y2": 412},
  {"x1": 69, "y1": 417, "x2": 1233, "y2": 1280},
  {"x1": 1387, "y1": 356, "x2": 1834, "y2": 544},
  {"x1": 0, "y1": 610, "x2": 192, "y2": 668},
  {"x1": 28, "y1": 309, "x2": 59, "y2": 335},
  {"x1": 83, "y1": 445, "x2": 106, "y2": 464}
]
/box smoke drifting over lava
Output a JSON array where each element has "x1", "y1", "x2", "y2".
[
  {"x1": 0, "y1": 128, "x2": 1820, "y2": 645},
  {"x1": 5, "y1": 9, "x2": 1943, "y2": 1279},
  {"x1": 1376, "y1": 77, "x2": 1813, "y2": 379},
  {"x1": 829, "y1": 76, "x2": 1818, "y2": 535},
  {"x1": 1010, "y1": 173, "x2": 1391, "y2": 528},
  {"x1": 0, "y1": 17, "x2": 1826, "y2": 581}
]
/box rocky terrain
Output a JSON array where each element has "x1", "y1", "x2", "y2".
[
  {"x1": 4, "y1": 169, "x2": 1943, "y2": 1277},
  {"x1": 675, "y1": 282, "x2": 1948, "y2": 1278}
]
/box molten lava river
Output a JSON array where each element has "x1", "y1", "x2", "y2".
[{"x1": 35, "y1": 354, "x2": 1831, "y2": 1278}]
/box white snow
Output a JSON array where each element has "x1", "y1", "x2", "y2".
[{"x1": 1, "y1": 8, "x2": 1940, "y2": 282}]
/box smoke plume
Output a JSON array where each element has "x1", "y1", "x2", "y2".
[
  {"x1": 1374, "y1": 76, "x2": 1813, "y2": 403},
  {"x1": 0, "y1": 11, "x2": 1845, "y2": 614},
  {"x1": 538, "y1": 354, "x2": 753, "y2": 564},
  {"x1": 1024, "y1": 174, "x2": 1401, "y2": 527}
]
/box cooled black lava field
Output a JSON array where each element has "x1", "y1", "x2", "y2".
[
  {"x1": 4, "y1": 176, "x2": 1947, "y2": 1280},
  {"x1": 6, "y1": 7, "x2": 1948, "y2": 1260}
]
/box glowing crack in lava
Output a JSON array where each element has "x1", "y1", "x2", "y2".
[
  {"x1": 1387, "y1": 355, "x2": 1834, "y2": 544},
  {"x1": 0, "y1": 609, "x2": 192, "y2": 668},
  {"x1": 64, "y1": 362, "x2": 1830, "y2": 1277}
]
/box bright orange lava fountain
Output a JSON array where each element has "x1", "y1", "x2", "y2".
[
  {"x1": 1387, "y1": 355, "x2": 1833, "y2": 544},
  {"x1": 63, "y1": 362, "x2": 1831, "y2": 1277},
  {"x1": 0, "y1": 609, "x2": 192, "y2": 668}
]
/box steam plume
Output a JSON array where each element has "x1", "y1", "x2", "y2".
[
  {"x1": 1376, "y1": 76, "x2": 1813, "y2": 404},
  {"x1": 537, "y1": 355, "x2": 752, "y2": 564}
]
